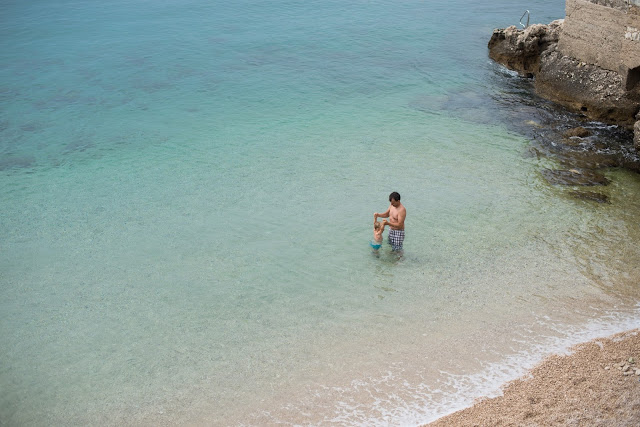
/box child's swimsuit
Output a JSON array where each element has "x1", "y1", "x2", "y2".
[{"x1": 370, "y1": 240, "x2": 382, "y2": 250}]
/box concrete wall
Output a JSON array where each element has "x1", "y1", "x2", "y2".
[{"x1": 557, "y1": 0, "x2": 640, "y2": 87}]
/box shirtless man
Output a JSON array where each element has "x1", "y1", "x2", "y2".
[{"x1": 374, "y1": 192, "x2": 406, "y2": 252}]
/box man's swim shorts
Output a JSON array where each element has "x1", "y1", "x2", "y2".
[{"x1": 388, "y1": 229, "x2": 405, "y2": 251}]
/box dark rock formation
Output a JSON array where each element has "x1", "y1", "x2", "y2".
[
  {"x1": 563, "y1": 126, "x2": 591, "y2": 138},
  {"x1": 635, "y1": 112, "x2": 640, "y2": 150},
  {"x1": 569, "y1": 190, "x2": 610, "y2": 203}
]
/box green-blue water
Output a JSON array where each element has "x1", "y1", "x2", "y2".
[{"x1": 2, "y1": 0, "x2": 639, "y2": 425}]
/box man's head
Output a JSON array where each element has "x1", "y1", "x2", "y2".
[{"x1": 389, "y1": 192, "x2": 401, "y2": 206}]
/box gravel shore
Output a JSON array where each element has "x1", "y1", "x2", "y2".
[{"x1": 426, "y1": 329, "x2": 640, "y2": 426}]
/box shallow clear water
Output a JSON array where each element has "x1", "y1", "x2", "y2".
[{"x1": 1, "y1": 0, "x2": 639, "y2": 425}]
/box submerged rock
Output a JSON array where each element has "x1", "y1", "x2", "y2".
[
  {"x1": 558, "y1": 150, "x2": 621, "y2": 170},
  {"x1": 569, "y1": 190, "x2": 610, "y2": 203},
  {"x1": 541, "y1": 168, "x2": 611, "y2": 186},
  {"x1": 563, "y1": 126, "x2": 591, "y2": 138},
  {"x1": 0, "y1": 156, "x2": 35, "y2": 171},
  {"x1": 635, "y1": 113, "x2": 640, "y2": 150}
]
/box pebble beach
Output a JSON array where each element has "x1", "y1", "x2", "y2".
[{"x1": 427, "y1": 329, "x2": 640, "y2": 426}]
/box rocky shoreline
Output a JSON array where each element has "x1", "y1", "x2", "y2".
[
  {"x1": 486, "y1": 2, "x2": 640, "y2": 204},
  {"x1": 487, "y1": 1, "x2": 640, "y2": 155}
]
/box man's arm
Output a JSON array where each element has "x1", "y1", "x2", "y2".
[{"x1": 374, "y1": 206, "x2": 391, "y2": 220}]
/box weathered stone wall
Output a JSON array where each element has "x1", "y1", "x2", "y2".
[
  {"x1": 582, "y1": 0, "x2": 630, "y2": 11},
  {"x1": 557, "y1": 0, "x2": 640, "y2": 88}
]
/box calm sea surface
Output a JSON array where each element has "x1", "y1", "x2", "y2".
[{"x1": 1, "y1": 0, "x2": 639, "y2": 425}]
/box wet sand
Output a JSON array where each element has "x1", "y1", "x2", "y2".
[{"x1": 426, "y1": 329, "x2": 640, "y2": 426}]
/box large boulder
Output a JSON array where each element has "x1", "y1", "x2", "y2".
[{"x1": 488, "y1": 20, "x2": 563, "y2": 77}]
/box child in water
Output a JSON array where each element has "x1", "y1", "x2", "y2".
[{"x1": 370, "y1": 218, "x2": 386, "y2": 250}]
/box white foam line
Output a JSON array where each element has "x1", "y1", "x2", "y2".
[
  {"x1": 324, "y1": 305, "x2": 640, "y2": 427},
  {"x1": 414, "y1": 306, "x2": 640, "y2": 426}
]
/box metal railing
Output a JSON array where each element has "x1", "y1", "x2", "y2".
[{"x1": 520, "y1": 10, "x2": 530, "y2": 28}]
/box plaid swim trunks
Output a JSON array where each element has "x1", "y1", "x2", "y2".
[{"x1": 388, "y1": 229, "x2": 405, "y2": 251}]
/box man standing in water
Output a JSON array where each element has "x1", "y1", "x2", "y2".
[{"x1": 374, "y1": 192, "x2": 406, "y2": 252}]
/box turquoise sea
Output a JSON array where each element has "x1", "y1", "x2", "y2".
[{"x1": 2, "y1": 0, "x2": 639, "y2": 425}]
